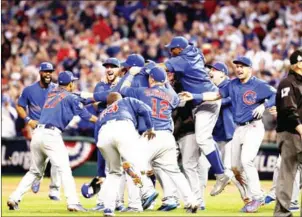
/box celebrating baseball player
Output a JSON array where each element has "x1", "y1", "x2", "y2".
[
  {"x1": 159, "y1": 36, "x2": 232, "y2": 203},
  {"x1": 7, "y1": 71, "x2": 98, "y2": 212},
  {"x1": 120, "y1": 66, "x2": 199, "y2": 213},
  {"x1": 95, "y1": 92, "x2": 155, "y2": 217},
  {"x1": 179, "y1": 56, "x2": 276, "y2": 212},
  {"x1": 15, "y1": 62, "x2": 61, "y2": 200}
]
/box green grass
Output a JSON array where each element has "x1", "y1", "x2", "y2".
[{"x1": 1, "y1": 176, "x2": 299, "y2": 216}]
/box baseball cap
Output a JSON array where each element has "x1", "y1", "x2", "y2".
[
  {"x1": 58, "y1": 71, "x2": 78, "y2": 85},
  {"x1": 121, "y1": 54, "x2": 145, "y2": 67},
  {"x1": 233, "y1": 56, "x2": 253, "y2": 67},
  {"x1": 149, "y1": 67, "x2": 167, "y2": 83},
  {"x1": 165, "y1": 36, "x2": 189, "y2": 49},
  {"x1": 289, "y1": 49, "x2": 302, "y2": 65},
  {"x1": 39, "y1": 62, "x2": 54, "y2": 71},
  {"x1": 103, "y1": 58, "x2": 120, "y2": 68},
  {"x1": 206, "y1": 62, "x2": 229, "y2": 75}
]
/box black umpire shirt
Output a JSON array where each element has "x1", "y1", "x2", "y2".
[{"x1": 276, "y1": 70, "x2": 302, "y2": 134}]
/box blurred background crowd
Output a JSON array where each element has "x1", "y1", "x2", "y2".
[{"x1": 1, "y1": 0, "x2": 302, "y2": 142}]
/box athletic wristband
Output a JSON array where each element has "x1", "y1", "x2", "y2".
[{"x1": 24, "y1": 116, "x2": 31, "y2": 124}]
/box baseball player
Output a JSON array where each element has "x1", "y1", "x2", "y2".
[
  {"x1": 89, "y1": 58, "x2": 126, "y2": 212},
  {"x1": 159, "y1": 36, "x2": 232, "y2": 201},
  {"x1": 120, "y1": 66, "x2": 199, "y2": 213},
  {"x1": 264, "y1": 155, "x2": 300, "y2": 211},
  {"x1": 179, "y1": 56, "x2": 276, "y2": 212},
  {"x1": 95, "y1": 92, "x2": 155, "y2": 217},
  {"x1": 15, "y1": 62, "x2": 61, "y2": 200},
  {"x1": 8, "y1": 71, "x2": 98, "y2": 211}
]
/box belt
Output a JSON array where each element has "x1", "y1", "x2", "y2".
[
  {"x1": 37, "y1": 124, "x2": 62, "y2": 133},
  {"x1": 237, "y1": 118, "x2": 261, "y2": 126}
]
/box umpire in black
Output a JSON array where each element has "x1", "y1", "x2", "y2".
[{"x1": 274, "y1": 49, "x2": 302, "y2": 217}]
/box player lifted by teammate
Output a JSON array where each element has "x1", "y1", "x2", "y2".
[{"x1": 179, "y1": 56, "x2": 276, "y2": 213}]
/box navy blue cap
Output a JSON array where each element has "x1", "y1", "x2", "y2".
[
  {"x1": 149, "y1": 67, "x2": 167, "y2": 83},
  {"x1": 39, "y1": 62, "x2": 54, "y2": 71},
  {"x1": 103, "y1": 58, "x2": 120, "y2": 68},
  {"x1": 206, "y1": 62, "x2": 229, "y2": 75},
  {"x1": 121, "y1": 54, "x2": 145, "y2": 67},
  {"x1": 58, "y1": 71, "x2": 78, "y2": 85},
  {"x1": 233, "y1": 56, "x2": 252, "y2": 67},
  {"x1": 81, "y1": 183, "x2": 94, "y2": 199},
  {"x1": 165, "y1": 36, "x2": 189, "y2": 49}
]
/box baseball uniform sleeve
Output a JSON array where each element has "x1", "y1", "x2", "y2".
[
  {"x1": 165, "y1": 56, "x2": 186, "y2": 74},
  {"x1": 277, "y1": 80, "x2": 300, "y2": 127},
  {"x1": 257, "y1": 82, "x2": 276, "y2": 108},
  {"x1": 94, "y1": 82, "x2": 106, "y2": 93},
  {"x1": 221, "y1": 97, "x2": 232, "y2": 107},
  {"x1": 130, "y1": 98, "x2": 153, "y2": 130},
  {"x1": 219, "y1": 81, "x2": 231, "y2": 98},
  {"x1": 70, "y1": 95, "x2": 93, "y2": 121},
  {"x1": 18, "y1": 87, "x2": 29, "y2": 108}
]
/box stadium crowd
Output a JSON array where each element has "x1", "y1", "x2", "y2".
[{"x1": 1, "y1": 0, "x2": 302, "y2": 140}]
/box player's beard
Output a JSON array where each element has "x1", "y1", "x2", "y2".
[{"x1": 41, "y1": 75, "x2": 52, "y2": 87}]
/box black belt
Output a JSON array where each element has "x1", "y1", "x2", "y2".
[
  {"x1": 42, "y1": 124, "x2": 62, "y2": 132},
  {"x1": 237, "y1": 118, "x2": 261, "y2": 126}
]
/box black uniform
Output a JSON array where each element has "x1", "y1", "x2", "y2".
[
  {"x1": 274, "y1": 62, "x2": 302, "y2": 217},
  {"x1": 276, "y1": 70, "x2": 302, "y2": 134}
]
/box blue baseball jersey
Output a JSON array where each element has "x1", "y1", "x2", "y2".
[
  {"x1": 18, "y1": 82, "x2": 56, "y2": 120},
  {"x1": 39, "y1": 88, "x2": 93, "y2": 131},
  {"x1": 121, "y1": 84, "x2": 179, "y2": 132},
  {"x1": 212, "y1": 79, "x2": 235, "y2": 142},
  {"x1": 96, "y1": 97, "x2": 153, "y2": 132},
  {"x1": 219, "y1": 76, "x2": 276, "y2": 124},
  {"x1": 165, "y1": 45, "x2": 218, "y2": 105}
]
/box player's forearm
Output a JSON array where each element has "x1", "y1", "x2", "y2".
[
  {"x1": 193, "y1": 92, "x2": 221, "y2": 101},
  {"x1": 16, "y1": 105, "x2": 28, "y2": 119},
  {"x1": 221, "y1": 97, "x2": 232, "y2": 107}
]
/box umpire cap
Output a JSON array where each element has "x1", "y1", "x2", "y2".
[
  {"x1": 289, "y1": 49, "x2": 302, "y2": 65},
  {"x1": 39, "y1": 62, "x2": 54, "y2": 72}
]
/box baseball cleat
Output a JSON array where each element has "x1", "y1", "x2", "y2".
[
  {"x1": 104, "y1": 208, "x2": 115, "y2": 216},
  {"x1": 31, "y1": 179, "x2": 41, "y2": 194},
  {"x1": 185, "y1": 204, "x2": 198, "y2": 213},
  {"x1": 158, "y1": 203, "x2": 178, "y2": 211},
  {"x1": 241, "y1": 199, "x2": 263, "y2": 213},
  {"x1": 115, "y1": 204, "x2": 125, "y2": 212},
  {"x1": 122, "y1": 162, "x2": 143, "y2": 188},
  {"x1": 7, "y1": 200, "x2": 19, "y2": 210},
  {"x1": 121, "y1": 207, "x2": 142, "y2": 212},
  {"x1": 67, "y1": 204, "x2": 87, "y2": 212},
  {"x1": 91, "y1": 203, "x2": 105, "y2": 211},
  {"x1": 264, "y1": 195, "x2": 275, "y2": 205},
  {"x1": 210, "y1": 173, "x2": 231, "y2": 196},
  {"x1": 142, "y1": 191, "x2": 159, "y2": 210},
  {"x1": 289, "y1": 201, "x2": 299, "y2": 212},
  {"x1": 147, "y1": 201, "x2": 156, "y2": 210},
  {"x1": 49, "y1": 195, "x2": 60, "y2": 201}
]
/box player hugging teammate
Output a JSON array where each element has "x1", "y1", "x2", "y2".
[{"x1": 8, "y1": 36, "x2": 279, "y2": 216}]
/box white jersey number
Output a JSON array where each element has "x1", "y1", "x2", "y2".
[{"x1": 281, "y1": 87, "x2": 290, "y2": 98}]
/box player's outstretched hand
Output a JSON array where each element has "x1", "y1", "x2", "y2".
[
  {"x1": 129, "y1": 66, "x2": 142, "y2": 76},
  {"x1": 28, "y1": 119, "x2": 38, "y2": 129},
  {"x1": 80, "y1": 91, "x2": 94, "y2": 99},
  {"x1": 143, "y1": 129, "x2": 156, "y2": 140},
  {"x1": 96, "y1": 177, "x2": 105, "y2": 185},
  {"x1": 178, "y1": 91, "x2": 193, "y2": 102},
  {"x1": 252, "y1": 104, "x2": 265, "y2": 119}
]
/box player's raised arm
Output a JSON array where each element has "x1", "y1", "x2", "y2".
[{"x1": 119, "y1": 66, "x2": 142, "y2": 96}]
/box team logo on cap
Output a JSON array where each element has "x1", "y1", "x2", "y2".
[{"x1": 243, "y1": 90, "x2": 257, "y2": 105}]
